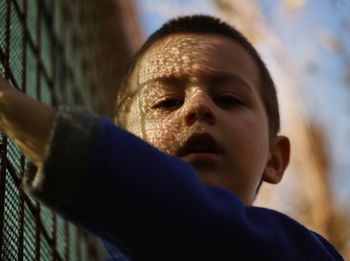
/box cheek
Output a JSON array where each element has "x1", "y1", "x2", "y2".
[
  {"x1": 248, "y1": 133, "x2": 269, "y2": 178},
  {"x1": 124, "y1": 98, "x2": 145, "y2": 138},
  {"x1": 143, "y1": 114, "x2": 183, "y2": 154},
  {"x1": 226, "y1": 111, "x2": 269, "y2": 168},
  {"x1": 124, "y1": 97, "x2": 184, "y2": 155}
]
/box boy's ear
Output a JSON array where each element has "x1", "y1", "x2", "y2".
[{"x1": 262, "y1": 135, "x2": 290, "y2": 184}]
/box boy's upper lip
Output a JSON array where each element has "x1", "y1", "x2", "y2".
[{"x1": 176, "y1": 133, "x2": 222, "y2": 157}]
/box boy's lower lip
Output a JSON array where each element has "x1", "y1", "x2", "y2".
[{"x1": 182, "y1": 152, "x2": 222, "y2": 161}]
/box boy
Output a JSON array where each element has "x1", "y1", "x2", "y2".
[{"x1": 0, "y1": 15, "x2": 343, "y2": 260}]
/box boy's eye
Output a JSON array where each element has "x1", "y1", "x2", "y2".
[
  {"x1": 153, "y1": 98, "x2": 182, "y2": 109},
  {"x1": 214, "y1": 95, "x2": 244, "y2": 107}
]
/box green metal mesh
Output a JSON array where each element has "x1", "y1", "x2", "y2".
[{"x1": 0, "y1": 0, "x2": 106, "y2": 260}]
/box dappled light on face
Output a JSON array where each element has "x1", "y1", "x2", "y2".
[
  {"x1": 136, "y1": 34, "x2": 233, "y2": 85},
  {"x1": 129, "y1": 34, "x2": 221, "y2": 153},
  {"x1": 124, "y1": 33, "x2": 271, "y2": 205}
]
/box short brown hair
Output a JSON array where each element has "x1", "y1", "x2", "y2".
[{"x1": 115, "y1": 15, "x2": 280, "y2": 137}]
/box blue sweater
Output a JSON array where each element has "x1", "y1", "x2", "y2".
[{"x1": 23, "y1": 106, "x2": 343, "y2": 260}]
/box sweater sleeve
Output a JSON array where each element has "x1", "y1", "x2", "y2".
[{"x1": 22, "y1": 106, "x2": 344, "y2": 261}]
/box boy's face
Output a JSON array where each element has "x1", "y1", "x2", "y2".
[{"x1": 124, "y1": 33, "x2": 282, "y2": 204}]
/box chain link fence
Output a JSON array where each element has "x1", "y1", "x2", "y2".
[{"x1": 0, "y1": 0, "x2": 140, "y2": 260}]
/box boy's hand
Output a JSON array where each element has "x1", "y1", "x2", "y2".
[{"x1": 0, "y1": 73, "x2": 56, "y2": 167}]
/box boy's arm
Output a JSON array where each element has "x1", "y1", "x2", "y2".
[
  {"x1": 22, "y1": 106, "x2": 344, "y2": 260},
  {"x1": 0, "y1": 74, "x2": 55, "y2": 167},
  {"x1": 1, "y1": 73, "x2": 341, "y2": 259}
]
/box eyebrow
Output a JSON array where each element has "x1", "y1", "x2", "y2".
[
  {"x1": 138, "y1": 70, "x2": 253, "y2": 93},
  {"x1": 204, "y1": 71, "x2": 253, "y2": 92}
]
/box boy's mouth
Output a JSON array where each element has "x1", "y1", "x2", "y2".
[{"x1": 176, "y1": 133, "x2": 222, "y2": 158}]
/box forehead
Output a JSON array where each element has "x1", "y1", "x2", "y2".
[{"x1": 133, "y1": 33, "x2": 260, "y2": 89}]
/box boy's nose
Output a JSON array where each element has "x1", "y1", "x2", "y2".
[{"x1": 183, "y1": 91, "x2": 216, "y2": 126}]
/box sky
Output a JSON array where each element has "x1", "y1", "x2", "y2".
[{"x1": 134, "y1": 0, "x2": 350, "y2": 205}]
